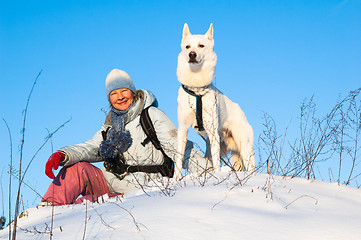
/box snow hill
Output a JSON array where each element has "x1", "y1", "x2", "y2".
[{"x1": 1, "y1": 168, "x2": 360, "y2": 240}]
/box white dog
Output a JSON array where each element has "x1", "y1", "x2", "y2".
[{"x1": 174, "y1": 23, "x2": 256, "y2": 180}]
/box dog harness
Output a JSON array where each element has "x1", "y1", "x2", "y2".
[{"x1": 182, "y1": 84, "x2": 206, "y2": 132}]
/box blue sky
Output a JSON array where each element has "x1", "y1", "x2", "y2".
[{"x1": 0, "y1": 0, "x2": 360, "y2": 211}]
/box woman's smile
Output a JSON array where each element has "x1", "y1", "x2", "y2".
[{"x1": 109, "y1": 88, "x2": 135, "y2": 111}]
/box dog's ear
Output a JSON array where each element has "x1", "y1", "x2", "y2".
[
  {"x1": 205, "y1": 23, "x2": 213, "y2": 40},
  {"x1": 182, "y1": 23, "x2": 191, "y2": 42}
]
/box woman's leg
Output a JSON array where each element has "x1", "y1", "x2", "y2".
[
  {"x1": 101, "y1": 169, "x2": 139, "y2": 194},
  {"x1": 41, "y1": 162, "x2": 110, "y2": 205}
]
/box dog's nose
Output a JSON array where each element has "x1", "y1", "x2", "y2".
[{"x1": 189, "y1": 51, "x2": 197, "y2": 59}]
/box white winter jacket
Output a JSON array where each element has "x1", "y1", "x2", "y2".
[{"x1": 58, "y1": 90, "x2": 209, "y2": 194}]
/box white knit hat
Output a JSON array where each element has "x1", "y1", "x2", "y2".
[{"x1": 105, "y1": 69, "x2": 136, "y2": 100}]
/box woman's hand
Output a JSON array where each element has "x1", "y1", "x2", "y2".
[{"x1": 45, "y1": 152, "x2": 65, "y2": 179}]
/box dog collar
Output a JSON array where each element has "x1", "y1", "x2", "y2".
[{"x1": 182, "y1": 84, "x2": 211, "y2": 96}]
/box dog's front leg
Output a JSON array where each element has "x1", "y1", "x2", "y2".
[
  {"x1": 174, "y1": 123, "x2": 190, "y2": 180},
  {"x1": 174, "y1": 93, "x2": 195, "y2": 180}
]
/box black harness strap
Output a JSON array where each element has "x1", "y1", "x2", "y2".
[
  {"x1": 140, "y1": 107, "x2": 161, "y2": 149},
  {"x1": 139, "y1": 106, "x2": 174, "y2": 178},
  {"x1": 120, "y1": 164, "x2": 169, "y2": 176},
  {"x1": 182, "y1": 84, "x2": 205, "y2": 132},
  {"x1": 104, "y1": 161, "x2": 172, "y2": 180}
]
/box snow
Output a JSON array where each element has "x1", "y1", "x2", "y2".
[{"x1": 1, "y1": 168, "x2": 361, "y2": 240}]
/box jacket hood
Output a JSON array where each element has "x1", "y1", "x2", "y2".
[{"x1": 140, "y1": 89, "x2": 158, "y2": 109}]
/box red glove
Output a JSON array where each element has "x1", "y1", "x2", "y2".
[{"x1": 45, "y1": 152, "x2": 65, "y2": 179}]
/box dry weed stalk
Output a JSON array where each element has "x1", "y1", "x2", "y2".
[
  {"x1": 3, "y1": 71, "x2": 70, "y2": 240},
  {"x1": 11, "y1": 71, "x2": 42, "y2": 240},
  {"x1": 284, "y1": 195, "x2": 318, "y2": 209},
  {"x1": 3, "y1": 119, "x2": 13, "y2": 239},
  {"x1": 109, "y1": 202, "x2": 147, "y2": 232},
  {"x1": 258, "y1": 88, "x2": 361, "y2": 186}
]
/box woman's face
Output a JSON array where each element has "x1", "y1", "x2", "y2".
[{"x1": 109, "y1": 88, "x2": 135, "y2": 111}]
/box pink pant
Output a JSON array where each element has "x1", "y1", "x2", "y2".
[{"x1": 42, "y1": 162, "x2": 111, "y2": 205}]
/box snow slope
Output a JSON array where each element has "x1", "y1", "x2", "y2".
[{"x1": 1, "y1": 168, "x2": 360, "y2": 240}]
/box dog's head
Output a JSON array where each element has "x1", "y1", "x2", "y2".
[
  {"x1": 177, "y1": 23, "x2": 217, "y2": 87},
  {"x1": 180, "y1": 23, "x2": 214, "y2": 66}
]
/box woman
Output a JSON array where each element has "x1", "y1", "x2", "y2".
[{"x1": 40, "y1": 69, "x2": 210, "y2": 206}]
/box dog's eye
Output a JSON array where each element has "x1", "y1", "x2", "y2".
[
  {"x1": 186, "y1": 45, "x2": 191, "y2": 49},
  {"x1": 198, "y1": 44, "x2": 205, "y2": 48}
]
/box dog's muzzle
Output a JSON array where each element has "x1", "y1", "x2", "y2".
[{"x1": 188, "y1": 51, "x2": 198, "y2": 63}]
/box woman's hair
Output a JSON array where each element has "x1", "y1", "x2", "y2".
[{"x1": 134, "y1": 91, "x2": 140, "y2": 101}]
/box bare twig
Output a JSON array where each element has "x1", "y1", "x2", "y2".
[
  {"x1": 12, "y1": 70, "x2": 42, "y2": 240},
  {"x1": 21, "y1": 118, "x2": 71, "y2": 183},
  {"x1": 259, "y1": 88, "x2": 360, "y2": 186},
  {"x1": 109, "y1": 202, "x2": 147, "y2": 232},
  {"x1": 46, "y1": 128, "x2": 55, "y2": 240},
  {"x1": 284, "y1": 195, "x2": 318, "y2": 209},
  {"x1": 91, "y1": 207, "x2": 116, "y2": 230},
  {"x1": 3, "y1": 119, "x2": 13, "y2": 240},
  {"x1": 82, "y1": 181, "x2": 88, "y2": 240}
]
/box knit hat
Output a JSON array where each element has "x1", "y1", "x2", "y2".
[{"x1": 105, "y1": 69, "x2": 136, "y2": 100}]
